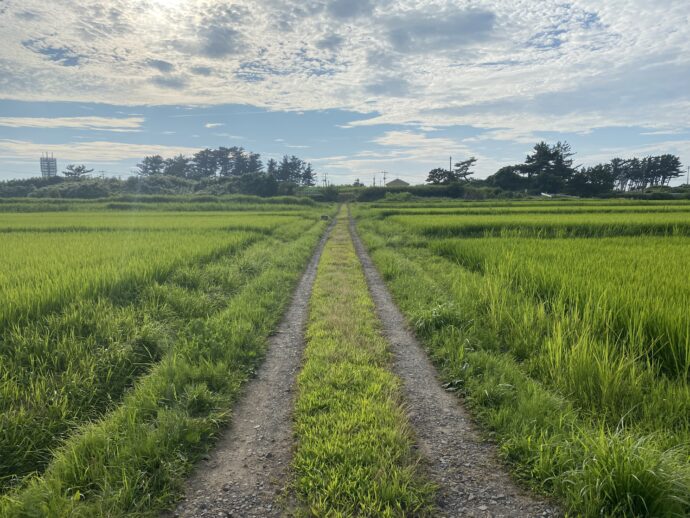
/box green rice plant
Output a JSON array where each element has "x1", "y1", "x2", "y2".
[
  {"x1": 0, "y1": 207, "x2": 331, "y2": 494},
  {"x1": 389, "y1": 210, "x2": 690, "y2": 238},
  {"x1": 433, "y1": 235, "x2": 690, "y2": 378},
  {"x1": 353, "y1": 203, "x2": 690, "y2": 517},
  {"x1": 0, "y1": 215, "x2": 331, "y2": 516}
]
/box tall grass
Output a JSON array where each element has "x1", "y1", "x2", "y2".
[
  {"x1": 0, "y1": 233, "x2": 269, "y2": 491},
  {"x1": 0, "y1": 212, "x2": 315, "y2": 330}
]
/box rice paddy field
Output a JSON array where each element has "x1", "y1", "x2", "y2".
[
  {"x1": 353, "y1": 199, "x2": 690, "y2": 516},
  {"x1": 2, "y1": 196, "x2": 689, "y2": 517},
  {"x1": 0, "y1": 199, "x2": 333, "y2": 515}
]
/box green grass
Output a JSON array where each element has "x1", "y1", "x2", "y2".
[
  {"x1": 292, "y1": 212, "x2": 435, "y2": 517},
  {"x1": 353, "y1": 200, "x2": 690, "y2": 517}
]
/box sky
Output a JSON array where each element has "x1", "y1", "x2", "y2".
[{"x1": 1, "y1": 0, "x2": 689, "y2": 185}]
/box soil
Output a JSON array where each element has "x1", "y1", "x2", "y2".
[
  {"x1": 169, "y1": 219, "x2": 335, "y2": 518},
  {"x1": 349, "y1": 215, "x2": 561, "y2": 518}
]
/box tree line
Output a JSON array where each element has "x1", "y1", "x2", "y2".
[
  {"x1": 425, "y1": 142, "x2": 684, "y2": 196},
  {"x1": 136, "y1": 146, "x2": 316, "y2": 186}
]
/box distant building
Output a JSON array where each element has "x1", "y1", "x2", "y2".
[
  {"x1": 40, "y1": 154, "x2": 57, "y2": 178},
  {"x1": 386, "y1": 178, "x2": 409, "y2": 187}
]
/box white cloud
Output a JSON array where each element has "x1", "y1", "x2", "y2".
[
  {"x1": 0, "y1": 139, "x2": 199, "y2": 162},
  {"x1": 313, "y1": 129, "x2": 498, "y2": 183},
  {"x1": 0, "y1": 116, "x2": 144, "y2": 131},
  {"x1": 0, "y1": 0, "x2": 689, "y2": 172},
  {"x1": 205, "y1": 122, "x2": 225, "y2": 128}
]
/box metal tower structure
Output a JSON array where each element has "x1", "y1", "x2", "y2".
[{"x1": 40, "y1": 153, "x2": 57, "y2": 178}]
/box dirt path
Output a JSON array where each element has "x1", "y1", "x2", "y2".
[
  {"x1": 349, "y1": 215, "x2": 560, "y2": 518},
  {"x1": 171, "y1": 219, "x2": 335, "y2": 518}
]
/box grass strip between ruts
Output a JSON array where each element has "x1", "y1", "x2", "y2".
[{"x1": 292, "y1": 211, "x2": 435, "y2": 517}]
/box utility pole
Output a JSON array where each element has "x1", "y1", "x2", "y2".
[
  {"x1": 686, "y1": 166, "x2": 689, "y2": 186},
  {"x1": 373, "y1": 173, "x2": 376, "y2": 187},
  {"x1": 383, "y1": 171, "x2": 387, "y2": 186},
  {"x1": 449, "y1": 156, "x2": 452, "y2": 173}
]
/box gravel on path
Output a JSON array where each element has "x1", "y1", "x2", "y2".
[
  {"x1": 170, "y1": 219, "x2": 335, "y2": 518},
  {"x1": 349, "y1": 214, "x2": 560, "y2": 518}
]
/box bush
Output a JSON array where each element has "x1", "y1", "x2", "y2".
[{"x1": 30, "y1": 180, "x2": 112, "y2": 199}]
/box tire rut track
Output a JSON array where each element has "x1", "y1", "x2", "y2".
[
  {"x1": 349, "y1": 213, "x2": 560, "y2": 518},
  {"x1": 170, "y1": 218, "x2": 336, "y2": 518}
]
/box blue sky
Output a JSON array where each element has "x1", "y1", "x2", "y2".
[{"x1": 1, "y1": 0, "x2": 689, "y2": 185}]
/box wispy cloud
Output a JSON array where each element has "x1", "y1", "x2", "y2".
[
  {"x1": 1, "y1": 0, "x2": 688, "y2": 140},
  {"x1": 0, "y1": 116, "x2": 144, "y2": 131},
  {"x1": 0, "y1": 139, "x2": 199, "y2": 162},
  {"x1": 205, "y1": 122, "x2": 225, "y2": 128}
]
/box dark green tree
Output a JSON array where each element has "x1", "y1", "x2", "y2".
[
  {"x1": 62, "y1": 164, "x2": 94, "y2": 180},
  {"x1": 191, "y1": 148, "x2": 218, "y2": 178},
  {"x1": 215, "y1": 147, "x2": 233, "y2": 177},
  {"x1": 527, "y1": 141, "x2": 576, "y2": 193},
  {"x1": 426, "y1": 167, "x2": 454, "y2": 184},
  {"x1": 163, "y1": 154, "x2": 191, "y2": 177},
  {"x1": 567, "y1": 164, "x2": 615, "y2": 196},
  {"x1": 486, "y1": 166, "x2": 529, "y2": 190},
  {"x1": 236, "y1": 173, "x2": 278, "y2": 197},
  {"x1": 454, "y1": 157, "x2": 477, "y2": 182},
  {"x1": 247, "y1": 152, "x2": 264, "y2": 174},
  {"x1": 136, "y1": 155, "x2": 164, "y2": 176},
  {"x1": 301, "y1": 163, "x2": 316, "y2": 186},
  {"x1": 266, "y1": 158, "x2": 278, "y2": 177},
  {"x1": 230, "y1": 147, "x2": 248, "y2": 175},
  {"x1": 277, "y1": 155, "x2": 292, "y2": 182}
]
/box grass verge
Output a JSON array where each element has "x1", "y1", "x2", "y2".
[{"x1": 292, "y1": 212, "x2": 435, "y2": 517}]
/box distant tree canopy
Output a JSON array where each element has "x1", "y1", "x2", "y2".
[
  {"x1": 426, "y1": 167, "x2": 452, "y2": 185},
  {"x1": 62, "y1": 164, "x2": 94, "y2": 179},
  {"x1": 136, "y1": 146, "x2": 316, "y2": 186},
  {"x1": 136, "y1": 155, "x2": 165, "y2": 176},
  {"x1": 610, "y1": 155, "x2": 684, "y2": 191},
  {"x1": 485, "y1": 141, "x2": 684, "y2": 196},
  {"x1": 426, "y1": 157, "x2": 477, "y2": 185}
]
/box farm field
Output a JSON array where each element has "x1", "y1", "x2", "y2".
[
  {"x1": 354, "y1": 199, "x2": 690, "y2": 516},
  {"x1": 1, "y1": 197, "x2": 688, "y2": 517},
  {"x1": 0, "y1": 199, "x2": 333, "y2": 515}
]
